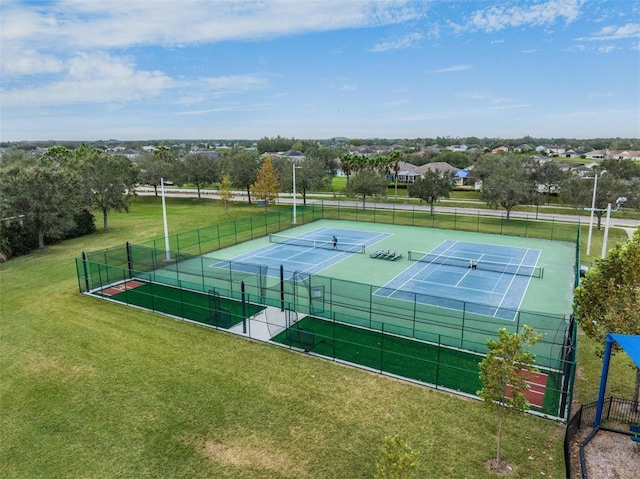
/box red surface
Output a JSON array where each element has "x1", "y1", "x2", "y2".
[
  {"x1": 101, "y1": 280, "x2": 144, "y2": 296},
  {"x1": 504, "y1": 370, "x2": 548, "y2": 408}
]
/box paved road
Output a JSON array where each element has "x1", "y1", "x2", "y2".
[{"x1": 136, "y1": 187, "x2": 640, "y2": 234}]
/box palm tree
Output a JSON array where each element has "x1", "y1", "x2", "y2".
[
  {"x1": 388, "y1": 150, "x2": 404, "y2": 199},
  {"x1": 339, "y1": 153, "x2": 355, "y2": 184}
]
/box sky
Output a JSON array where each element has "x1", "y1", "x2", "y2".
[{"x1": 1, "y1": 0, "x2": 639, "y2": 142}]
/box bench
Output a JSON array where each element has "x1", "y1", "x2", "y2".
[
  {"x1": 631, "y1": 424, "x2": 640, "y2": 444},
  {"x1": 389, "y1": 252, "x2": 402, "y2": 261}
]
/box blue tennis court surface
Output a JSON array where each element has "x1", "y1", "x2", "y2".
[
  {"x1": 376, "y1": 240, "x2": 541, "y2": 320},
  {"x1": 213, "y1": 227, "x2": 392, "y2": 279}
]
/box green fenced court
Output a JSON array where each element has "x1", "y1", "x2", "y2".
[{"x1": 77, "y1": 204, "x2": 578, "y2": 420}]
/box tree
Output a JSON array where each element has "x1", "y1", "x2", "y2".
[
  {"x1": 218, "y1": 174, "x2": 234, "y2": 215},
  {"x1": 560, "y1": 172, "x2": 633, "y2": 229},
  {"x1": 222, "y1": 147, "x2": 260, "y2": 204},
  {"x1": 338, "y1": 152, "x2": 356, "y2": 184},
  {"x1": 478, "y1": 326, "x2": 542, "y2": 472},
  {"x1": 374, "y1": 435, "x2": 419, "y2": 479},
  {"x1": 0, "y1": 156, "x2": 84, "y2": 250},
  {"x1": 345, "y1": 170, "x2": 388, "y2": 209},
  {"x1": 153, "y1": 145, "x2": 172, "y2": 163},
  {"x1": 407, "y1": 170, "x2": 453, "y2": 215},
  {"x1": 574, "y1": 226, "x2": 640, "y2": 403},
  {"x1": 481, "y1": 158, "x2": 536, "y2": 220},
  {"x1": 250, "y1": 157, "x2": 279, "y2": 212},
  {"x1": 82, "y1": 152, "x2": 139, "y2": 231},
  {"x1": 305, "y1": 144, "x2": 340, "y2": 175},
  {"x1": 271, "y1": 156, "x2": 329, "y2": 205},
  {"x1": 175, "y1": 154, "x2": 220, "y2": 199},
  {"x1": 530, "y1": 160, "x2": 566, "y2": 204},
  {"x1": 137, "y1": 153, "x2": 174, "y2": 196},
  {"x1": 388, "y1": 150, "x2": 404, "y2": 199}
]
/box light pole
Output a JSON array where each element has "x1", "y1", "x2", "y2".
[
  {"x1": 585, "y1": 170, "x2": 606, "y2": 255},
  {"x1": 292, "y1": 163, "x2": 302, "y2": 224},
  {"x1": 601, "y1": 197, "x2": 627, "y2": 258}
]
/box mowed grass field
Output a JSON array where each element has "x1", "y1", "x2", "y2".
[{"x1": 0, "y1": 196, "x2": 633, "y2": 478}]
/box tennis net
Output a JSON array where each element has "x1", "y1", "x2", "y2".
[
  {"x1": 407, "y1": 250, "x2": 543, "y2": 278},
  {"x1": 269, "y1": 233, "x2": 366, "y2": 254}
]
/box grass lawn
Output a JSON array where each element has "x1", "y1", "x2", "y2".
[{"x1": 2, "y1": 195, "x2": 631, "y2": 478}]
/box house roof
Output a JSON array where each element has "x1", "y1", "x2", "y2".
[{"x1": 415, "y1": 162, "x2": 460, "y2": 175}]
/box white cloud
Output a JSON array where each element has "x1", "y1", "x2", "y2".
[
  {"x1": 342, "y1": 83, "x2": 358, "y2": 91},
  {"x1": 431, "y1": 65, "x2": 473, "y2": 73},
  {"x1": 1, "y1": 50, "x2": 271, "y2": 108},
  {"x1": 459, "y1": 91, "x2": 518, "y2": 105},
  {"x1": 597, "y1": 45, "x2": 617, "y2": 53},
  {"x1": 579, "y1": 23, "x2": 640, "y2": 41},
  {"x1": 488, "y1": 104, "x2": 531, "y2": 111},
  {"x1": 1, "y1": 47, "x2": 63, "y2": 75},
  {"x1": 200, "y1": 75, "x2": 268, "y2": 91},
  {"x1": 1, "y1": 1, "x2": 423, "y2": 51},
  {"x1": 2, "y1": 53, "x2": 175, "y2": 107},
  {"x1": 468, "y1": 0, "x2": 585, "y2": 33},
  {"x1": 371, "y1": 32, "x2": 424, "y2": 52}
]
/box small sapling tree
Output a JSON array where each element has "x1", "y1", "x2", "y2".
[
  {"x1": 374, "y1": 435, "x2": 419, "y2": 479},
  {"x1": 478, "y1": 325, "x2": 542, "y2": 473}
]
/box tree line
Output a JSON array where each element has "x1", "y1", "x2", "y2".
[{"x1": 2, "y1": 144, "x2": 639, "y2": 260}]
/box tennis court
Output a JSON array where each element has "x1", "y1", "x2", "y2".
[
  {"x1": 216, "y1": 227, "x2": 392, "y2": 279},
  {"x1": 79, "y1": 215, "x2": 577, "y2": 419},
  {"x1": 377, "y1": 240, "x2": 542, "y2": 320}
]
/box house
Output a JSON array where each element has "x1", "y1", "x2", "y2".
[
  {"x1": 491, "y1": 145, "x2": 509, "y2": 154},
  {"x1": 611, "y1": 150, "x2": 640, "y2": 161},
  {"x1": 545, "y1": 145, "x2": 566, "y2": 157},
  {"x1": 584, "y1": 149, "x2": 640, "y2": 160},
  {"x1": 417, "y1": 162, "x2": 460, "y2": 176},
  {"x1": 564, "y1": 148, "x2": 587, "y2": 158},
  {"x1": 275, "y1": 150, "x2": 305, "y2": 161},
  {"x1": 514, "y1": 144, "x2": 533, "y2": 153},
  {"x1": 446, "y1": 144, "x2": 468, "y2": 152},
  {"x1": 454, "y1": 169, "x2": 469, "y2": 186},
  {"x1": 388, "y1": 161, "x2": 459, "y2": 184},
  {"x1": 584, "y1": 150, "x2": 606, "y2": 160}
]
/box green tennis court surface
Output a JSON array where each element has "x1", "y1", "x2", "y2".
[
  {"x1": 99, "y1": 280, "x2": 264, "y2": 329},
  {"x1": 271, "y1": 316, "x2": 563, "y2": 417}
]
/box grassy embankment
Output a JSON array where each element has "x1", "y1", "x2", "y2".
[{"x1": 1, "y1": 196, "x2": 634, "y2": 478}]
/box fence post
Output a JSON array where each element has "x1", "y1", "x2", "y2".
[
  {"x1": 380, "y1": 323, "x2": 385, "y2": 372},
  {"x1": 81, "y1": 253, "x2": 90, "y2": 292},
  {"x1": 461, "y1": 302, "x2": 466, "y2": 347},
  {"x1": 241, "y1": 281, "x2": 247, "y2": 334},
  {"x1": 435, "y1": 335, "x2": 442, "y2": 389},
  {"x1": 280, "y1": 265, "x2": 285, "y2": 312},
  {"x1": 126, "y1": 242, "x2": 133, "y2": 278}
]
